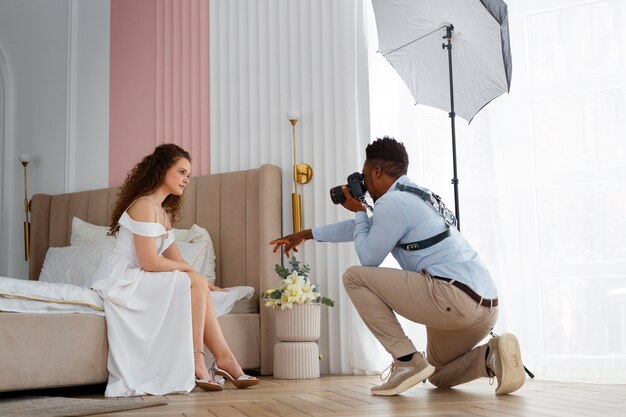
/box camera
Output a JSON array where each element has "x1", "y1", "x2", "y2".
[{"x1": 329, "y1": 172, "x2": 367, "y2": 205}]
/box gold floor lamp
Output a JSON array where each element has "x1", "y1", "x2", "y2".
[
  {"x1": 286, "y1": 109, "x2": 313, "y2": 232},
  {"x1": 19, "y1": 153, "x2": 31, "y2": 261}
]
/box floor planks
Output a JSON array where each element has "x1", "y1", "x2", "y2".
[{"x1": 80, "y1": 375, "x2": 625, "y2": 417}]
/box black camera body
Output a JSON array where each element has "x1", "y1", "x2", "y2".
[{"x1": 330, "y1": 172, "x2": 367, "y2": 205}]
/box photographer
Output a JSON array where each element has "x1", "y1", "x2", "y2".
[{"x1": 270, "y1": 136, "x2": 525, "y2": 396}]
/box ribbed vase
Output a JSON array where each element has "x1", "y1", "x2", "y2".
[
  {"x1": 273, "y1": 342, "x2": 320, "y2": 379},
  {"x1": 275, "y1": 303, "x2": 321, "y2": 342}
]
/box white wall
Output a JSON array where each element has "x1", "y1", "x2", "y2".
[
  {"x1": 74, "y1": 0, "x2": 110, "y2": 193},
  {"x1": 0, "y1": 0, "x2": 110, "y2": 279}
]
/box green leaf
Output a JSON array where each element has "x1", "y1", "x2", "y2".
[
  {"x1": 269, "y1": 290, "x2": 282, "y2": 299},
  {"x1": 286, "y1": 256, "x2": 311, "y2": 278},
  {"x1": 288, "y1": 256, "x2": 299, "y2": 270},
  {"x1": 274, "y1": 264, "x2": 291, "y2": 279},
  {"x1": 321, "y1": 297, "x2": 335, "y2": 307}
]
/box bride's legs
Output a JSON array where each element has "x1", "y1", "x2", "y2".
[
  {"x1": 202, "y1": 288, "x2": 248, "y2": 379},
  {"x1": 188, "y1": 271, "x2": 210, "y2": 379}
]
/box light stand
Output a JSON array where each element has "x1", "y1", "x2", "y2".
[{"x1": 442, "y1": 24, "x2": 461, "y2": 231}]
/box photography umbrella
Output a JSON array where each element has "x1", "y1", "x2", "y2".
[{"x1": 371, "y1": 0, "x2": 512, "y2": 230}]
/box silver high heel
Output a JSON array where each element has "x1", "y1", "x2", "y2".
[
  {"x1": 210, "y1": 357, "x2": 258, "y2": 389},
  {"x1": 194, "y1": 349, "x2": 224, "y2": 391}
]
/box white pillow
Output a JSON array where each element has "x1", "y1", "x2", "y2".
[
  {"x1": 40, "y1": 243, "x2": 208, "y2": 287},
  {"x1": 173, "y1": 224, "x2": 216, "y2": 284},
  {"x1": 177, "y1": 241, "x2": 209, "y2": 277},
  {"x1": 69, "y1": 217, "x2": 217, "y2": 283},
  {"x1": 70, "y1": 217, "x2": 115, "y2": 246},
  {"x1": 40, "y1": 245, "x2": 105, "y2": 286},
  {"x1": 173, "y1": 224, "x2": 210, "y2": 244}
]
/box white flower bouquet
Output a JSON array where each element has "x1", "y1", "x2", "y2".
[{"x1": 263, "y1": 257, "x2": 335, "y2": 310}]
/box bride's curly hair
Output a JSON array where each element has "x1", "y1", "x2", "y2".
[{"x1": 108, "y1": 144, "x2": 191, "y2": 236}]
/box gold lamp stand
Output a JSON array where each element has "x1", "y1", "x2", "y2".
[
  {"x1": 19, "y1": 153, "x2": 31, "y2": 261},
  {"x1": 287, "y1": 109, "x2": 313, "y2": 232}
]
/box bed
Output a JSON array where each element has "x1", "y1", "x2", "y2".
[{"x1": 0, "y1": 164, "x2": 282, "y2": 392}]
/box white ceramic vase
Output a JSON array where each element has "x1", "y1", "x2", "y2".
[
  {"x1": 275, "y1": 303, "x2": 321, "y2": 342},
  {"x1": 273, "y1": 342, "x2": 320, "y2": 379},
  {"x1": 273, "y1": 303, "x2": 321, "y2": 379}
]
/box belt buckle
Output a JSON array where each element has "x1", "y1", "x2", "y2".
[{"x1": 407, "y1": 243, "x2": 420, "y2": 250}]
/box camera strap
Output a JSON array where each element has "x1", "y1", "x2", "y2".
[
  {"x1": 397, "y1": 228, "x2": 451, "y2": 251},
  {"x1": 395, "y1": 183, "x2": 457, "y2": 227},
  {"x1": 394, "y1": 182, "x2": 457, "y2": 251}
]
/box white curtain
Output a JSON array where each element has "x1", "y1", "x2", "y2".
[
  {"x1": 367, "y1": 0, "x2": 626, "y2": 382},
  {"x1": 210, "y1": 0, "x2": 386, "y2": 374}
]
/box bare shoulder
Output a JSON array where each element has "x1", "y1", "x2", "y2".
[{"x1": 126, "y1": 198, "x2": 158, "y2": 223}]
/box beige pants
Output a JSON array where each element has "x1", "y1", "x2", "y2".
[{"x1": 343, "y1": 266, "x2": 498, "y2": 388}]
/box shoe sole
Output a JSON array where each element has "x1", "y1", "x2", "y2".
[
  {"x1": 195, "y1": 380, "x2": 224, "y2": 392},
  {"x1": 215, "y1": 370, "x2": 259, "y2": 389},
  {"x1": 495, "y1": 333, "x2": 525, "y2": 395},
  {"x1": 371, "y1": 365, "x2": 435, "y2": 396}
]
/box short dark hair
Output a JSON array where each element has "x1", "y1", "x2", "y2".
[{"x1": 365, "y1": 136, "x2": 409, "y2": 178}]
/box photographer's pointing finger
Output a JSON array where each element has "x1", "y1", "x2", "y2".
[
  {"x1": 270, "y1": 236, "x2": 289, "y2": 253},
  {"x1": 284, "y1": 242, "x2": 298, "y2": 257}
]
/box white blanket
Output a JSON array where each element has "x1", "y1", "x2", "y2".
[
  {"x1": 210, "y1": 286, "x2": 255, "y2": 317},
  {"x1": 0, "y1": 276, "x2": 104, "y2": 315},
  {"x1": 0, "y1": 277, "x2": 255, "y2": 317}
]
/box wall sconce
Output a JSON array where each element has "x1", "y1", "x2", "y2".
[
  {"x1": 287, "y1": 109, "x2": 313, "y2": 232},
  {"x1": 19, "y1": 153, "x2": 30, "y2": 261}
]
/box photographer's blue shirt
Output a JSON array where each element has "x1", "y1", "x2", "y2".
[{"x1": 312, "y1": 175, "x2": 497, "y2": 299}]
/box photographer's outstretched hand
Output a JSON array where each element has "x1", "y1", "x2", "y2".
[
  {"x1": 270, "y1": 229, "x2": 313, "y2": 257},
  {"x1": 270, "y1": 229, "x2": 313, "y2": 256}
]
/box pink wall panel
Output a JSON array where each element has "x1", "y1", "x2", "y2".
[
  {"x1": 156, "y1": 0, "x2": 211, "y2": 176},
  {"x1": 109, "y1": 0, "x2": 211, "y2": 187},
  {"x1": 109, "y1": 0, "x2": 157, "y2": 187}
]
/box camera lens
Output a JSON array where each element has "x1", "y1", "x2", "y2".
[{"x1": 330, "y1": 185, "x2": 346, "y2": 205}]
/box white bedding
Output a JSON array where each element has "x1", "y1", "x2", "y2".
[
  {"x1": 0, "y1": 277, "x2": 255, "y2": 318},
  {"x1": 0, "y1": 276, "x2": 104, "y2": 315}
]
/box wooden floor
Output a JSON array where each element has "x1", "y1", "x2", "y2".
[{"x1": 80, "y1": 375, "x2": 626, "y2": 417}]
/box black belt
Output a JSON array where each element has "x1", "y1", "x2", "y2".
[
  {"x1": 432, "y1": 276, "x2": 498, "y2": 308},
  {"x1": 397, "y1": 228, "x2": 451, "y2": 251}
]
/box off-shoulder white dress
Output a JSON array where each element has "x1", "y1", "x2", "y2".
[{"x1": 87, "y1": 211, "x2": 195, "y2": 397}]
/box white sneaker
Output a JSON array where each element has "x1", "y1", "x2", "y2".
[
  {"x1": 487, "y1": 333, "x2": 525, "y2": 395},
  {"x1": 371, "y1": 353, "x2": 435, "y2": 396}
]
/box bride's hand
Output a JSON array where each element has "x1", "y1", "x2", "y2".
[
  {"x1": 208, "y1": 283, "x2": 226, "y2": 291},
  {"x1": 180, "y1": 262, "x2": 194, "y2": 272}
]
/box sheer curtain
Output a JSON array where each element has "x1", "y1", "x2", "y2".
[
  {"x1": 367, "y1": 0, "x2": 626, "y2": 382},
  {"x1": 209, "y1": 0, "x2": 384, "y2": 375}
]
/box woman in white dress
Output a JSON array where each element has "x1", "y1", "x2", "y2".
[{"x1": 88, "y1": 144, "x2": 258, "y2": 397}]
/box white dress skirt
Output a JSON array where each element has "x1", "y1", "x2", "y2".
[{"x1": 87, "y1": 212, "x2": 195, "y2": 397}]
